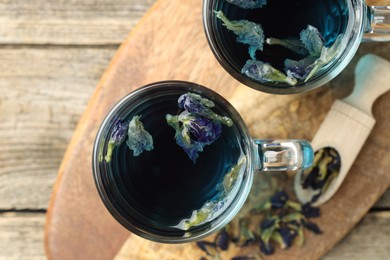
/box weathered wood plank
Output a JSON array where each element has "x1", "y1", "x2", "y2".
[
  {"x1": 0, "y1": 0, "x2": 155, "y2": 45},
  {"x1": 0, "y1": 211, "x2": 388, "y2": 260},
  {"x1": 0, "y1": 0, "x2": 386, "y2": 45},
  {"x1": 0, "y1": 47, "x2": 116, "y2": 209},
  {"x1": 0, "y1": 212, "x2": 46, "y2": 260},
  {"x1": 375, "y1": 189, "x2": 390, "y2": 209},
  {"x1": 324, "y1": 211, "x2": 390, "y2": 259}
]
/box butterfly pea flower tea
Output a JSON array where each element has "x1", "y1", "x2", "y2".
[
  {"x1": 203, "y1": 0, "x2": 390, "y2": 94},
  {"x1": 92, "y1": 81, "x2": 314, "y2": 243}
]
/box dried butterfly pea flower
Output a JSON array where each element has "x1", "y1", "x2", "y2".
[
  {"x1": 284, "y1": 56, "x2": 317, "y2": 80},
  {"x1": 271, "y1": 227, "x2": 297, "y2": 249},
  {"x1": 300, "y1": 25, "x2": 324, "y2": 57},
  {"x1": 242, "y1": 60, "x2": 297, "y2": 86},
  {"x1": 234, "y1": 218, "x2": 256, "y2": 247},
  {"x1": 215, "y1": 11, "x2": 264, "y2": 60},
  {"x1": 183, "y1": 201, "x2": 221, "y2": 230},
  {"x1": 166, "y1": 114, "x2": 204, "y2": 163},
  {"x1": 196, "y1": 241, "x2": 220, "y2": 258},
  {"x1": 266, "y1": 37, "x2": 309, "y2": 56},
  {"x1": 251, "y1": 190, "x2": 322, "y2": 254},
  {"x1": 167, "y1": 93, "x2": 232, "y2": 162},
  {"x1": 215, "y1": 228, "x2": 230, "y2": 250},
  {"x1": 304, "y1": 34, "x2": 344, "y2": 82},
  {"x1": 182, "y1": 112, "x2": 223, "y2": 145},
  {"x1": 251, "y1": 190, "x2": 289, "y2": 213},
  {"x1": 126, "y1": 115, "x2": 154, "y2": 157},
  {"x1": 301, "y1": 147, "x2": 341, "y2": 202},
  {"x1": 225, "y1": 0, "x2": 267, "y2": 9},
  {"x1": 104, "y1": 119, "x2": 128, "y2": 162},
  {"x1": 260, "y1": 217, "x2": 276, "y2": 230},
  {"x1": 221, "y1": 157, "x2": 247, "y2": 193},
  {"x1": 286, "y1": 221, "x2": 304, "y2": 246},
  {"x1": 300, "y1": 203, "x2": 320, "y2": 218},
  {"x1": 301, "y1": 220, "x2": 322, "y2": 234},
  {"x1": 259, "y1": 237, "x2": 274, "y2": 255}
]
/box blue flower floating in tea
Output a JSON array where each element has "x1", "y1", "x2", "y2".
[
  {"x1": 284, "y1": 56, "x2": 317, "y2": 80},
  {"x1": 242, "y1": 60, "x2": 297, "y2": 85},
  {"x1": 126, "y1": 115, "x2": 154, "y2": 157},
  {"x1": 176, "y1": 156, "x2": 246, "y2": 230},
  {"x1": 215, "y1": 7, "x2": 345, "y2": 86},
  {"x1": 300, "y1": 25, "x2": 324, "y2": 56},
  {"x1": 178, "y1": 92, "x2": 233, "y2": 126},
  {"x1": 104, "y1": 116, "x2": 154, "y2": 162},
  {"x1": 266, "y1": 37, "x2": 309, "y2": 56},
  {"x1": 104, "y1": 119, "x2": 128, "y2": 162},
  {"x1": 225, "y1": 0, "x2": 267, "y2": 9},
  {"x1": 167, "y1": 93, "x2": 232, "y2": 163},
  {"x1": 215, "y1": 10, "x2": 264, "y2": 60}
]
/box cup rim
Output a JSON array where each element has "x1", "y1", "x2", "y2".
[
  {"x1": 92, "y1": 80, "x2": 255, "y2": 243},
  {"x1": 202, "y1": 0, "x2": 366, "y2": 94}
]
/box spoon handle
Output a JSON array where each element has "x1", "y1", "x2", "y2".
[{"x1": 295, "y1": 54, "x2": 390, "y2": 206}]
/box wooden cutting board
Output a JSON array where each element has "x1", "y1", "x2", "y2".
[{"x1": 44, "y1": 0, "x2": 390, "y2": 259}]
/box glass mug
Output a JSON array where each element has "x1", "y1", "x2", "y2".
[
  {"x1": 92, "y1": 81, "x2": 314, "y2": 243},
  {"x1": 203, "y1": 0, "x2": 390, "y2": 94}
]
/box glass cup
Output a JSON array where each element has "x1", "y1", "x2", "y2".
[
  {"x1": 203, "y1": 0, "x2": 390, "y2": 94},
  {"x1": 92, "y1": 81, "x2": 313, "y2": 243}
]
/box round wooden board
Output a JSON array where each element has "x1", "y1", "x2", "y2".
[{"x1": 45, "y1": 0, "x2": 390, "y2": 259}]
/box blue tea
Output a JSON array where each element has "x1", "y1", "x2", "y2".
[
  {"x1": 98, "y1": 87, "x2": 246, "y2": 237},
  {"x1": 213, "y1": 0, "x2": 349, "y2": 85}
]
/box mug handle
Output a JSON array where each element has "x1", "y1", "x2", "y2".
[
  {"x1": 254, "y1": 140, "x2": 313, "y2": 172},
  {"x1": 364, "y1": 6, "x2": 390, "y2": 41}
]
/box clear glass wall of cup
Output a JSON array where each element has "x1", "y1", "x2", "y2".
[
  {"x1": 92, "y1": 81, "x2": 314, "y2": 243},
  {"x1": 203, "y1": 0, "x2": 390, "y2": 94}
]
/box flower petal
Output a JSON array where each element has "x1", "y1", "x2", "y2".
[
  {"x1": 242, "y1": 59, "x2": 297, "y2": 85},
  {"x1": 215, "y1": 11, "x2": 264, "y2": 60},
  {"x1": 126, "y1": 115, "x2": 154, "y2": 157}
]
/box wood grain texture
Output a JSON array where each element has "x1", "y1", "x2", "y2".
[
  {"x1": 0, "y1": 213, "x2": 46, "y2": 260},
  {"x1": 0, "y1": 48, "x2": 116, "y2": 209},
  {"x1": 0, "y1": 0, "x2": 155, "y2": 45},
  {"x1": 323, "y1": 212, "x2": 390, "y2": 259},
  {"x1": 0, "y1": 212, "x2": 388, "y2": 260},
  {"x1": 44, "y1": 0, "x2": 390, "y2": 259},
  {"x1": 114, "y1": 212, "x2": 390, "y2": 260},
  {"x1": 376, "y1": 189, "x2": 390, "y2": 208}
]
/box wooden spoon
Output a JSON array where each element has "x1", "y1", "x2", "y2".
[{"x1": 294, "y1": 54, "x2": 390, "y2": 206}]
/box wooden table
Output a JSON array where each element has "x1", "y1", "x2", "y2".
[{"x1": 0, "y1": 0, "x2": 389, "y2": 259}]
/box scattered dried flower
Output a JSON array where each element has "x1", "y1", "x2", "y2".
[
  {"x1": 301, "y1": 220, "x2": 322, "y2": 234},
  {"x1": 259, "y1": 237, "x2": 274, "y2": 255},
  {"x1": 235, "y1": 218, "x2": 256, "y2": 247},
  {"x1": 301, "y1": 147, "x2": 341, "y2": 203},
  {"x1": 215, "y1": 228, "x2": 230, "y2": 251},
  {"x1": 196, "y1": 241, "x2": 220, "y2": 258}
]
